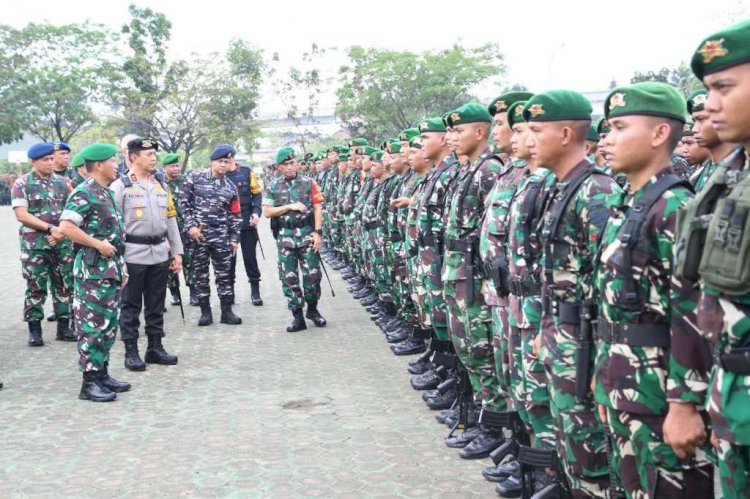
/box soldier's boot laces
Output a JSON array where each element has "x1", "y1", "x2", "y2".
[
  {"x1": 55, "y1": 317, "x2": 77, "y2": 342},
  {"x1": 169, "y1": 287, "x2": 181, "y2": 306},
  {"x1": 100, "y1": 363, "x2": 131, "y2": 393},
  {"x1": 145, "y1": 335, "x2": 178, "y2": 365},
  {"x1": 198, "y1": 298, "x2": 213, "y2": 326},
  {"x1": 27, "y1": 320, "x2": 43, "y2": 347},
  {"x1": 250, "y1": 281, "x2": 263, "y2": 306},
  {"x1": 79, "y1": 371, "x2": 116, "y2": 402},
  {"x1": 305, "y1": 302, "x2": 327, "y2": 327},
  {"x1": 123, "y1": 339, "x2": 146, "y2": 371},
  {"x1": 220, "y1": 299, "x2": 242, "y2": 325},
  {"x1": 287, "y1": 307, "x2": 307, "y2": 332}
]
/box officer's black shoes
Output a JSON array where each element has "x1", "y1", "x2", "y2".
[
  {"x1": 198, "y1": 298, "x2": 213, "y2": 326},
  {"x1": 46, "y1": 312, "x2": 57, "y2": 322},
  {"x1": 250, "y1": 281, "x2": 263, "y2": 306},
  {"x1": 287, "y1": 308, "x2": 307, "y2": 332},
  {"x1": 391, "y1": 338, "x2": 426, "y2": 356},
  {"x1": 124, "y1": 339, "x2": 146, "y2": 371},
  {"x1": 189, "y1": 287, "x2": 199, "y2": 306},
  {"x1": 495, "y1": 473, "x2": 522, "y2": 497},
  {"x1": 305, "y1": 302, "x2": 327, "y2": 327},
  {"x1": 170, "y1": 288, "x2": 181, "y2": 306},
  {"x1": 445, "y1": 426, "x2": 481, "y2": 448},
  {"x1": 411, "y1": 367, "x2": 442, "y2": 390},
  {"x1": 483, "y1": 459, "x2": 519, "y2": 483},
  {"x1": 101, "y1": 365, "x2": 131, "y2": 393},
  {"x1": 220, "y1": 300, "x2": 242, "y2": 325},
  {"x1": 79, "y1": 371, "x2": 116, "y2": 402},
  {"x1": 459, "y1": 428, "x2": 504, "y2": 459},
  {"x1": 145, "y1": 335, "x2": 178, "y2": 365},
  {"x1": 55, "y1": 318, "x2": 77, "y2": 342},
  {"x1": 27, "y1": 320, "x2": 43, "y2": 347}
]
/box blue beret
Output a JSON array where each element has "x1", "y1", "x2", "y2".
[
  {"x1": 210, "y1": 144, "x2": 236, "y2": 161},
  {"x1": 53, "y1": 142, "x2": 70, "y2": 152},
  {"x1": 28, "y1": 142, "x2": 55, "y2": 160}
]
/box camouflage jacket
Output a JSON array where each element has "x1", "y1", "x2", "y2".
[
  {"x1": 263, "y1": 173, "x2": 324, "y2": 249},
  {"x1": 165, "y1": 175, "x2": 186, "y2": 233},
  {"x1": 593, "y1": 167, "x2": 707, "y2": 415},
  {"x1": 60, "y1": 177, "x2": 126, "y2": 281},
  {"x1": 404, "y1": 173, "x2": 428, "y2": 257},
  {"x1": 386, "y1": 170, "x2": 413, "y2": 242},
  {"x1": 362, "y1": 177, "x2": 386, "y2": 225},
  {"x1": 353, "y1": 175, "x2": 374, "y2": 221},
  {"x1": 396, "y1": 169, "x2": 422, "y2": 237},
  {"x1": 179, "y1": 169, "x2": 241, "y2": 242},
  {"x1": 416, "y1": 156, "x2": 461, "y2": 247},
  {"x1": 376, "y1": 174, "x2": 399, "y2": 233},
  {"x1": 11, "y1": 171, "x2": 72, "y2": 251},
  {"x1": 670, "y1": 154, "x2": 692, "y2": 182}
]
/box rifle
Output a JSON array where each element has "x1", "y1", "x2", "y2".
[{"x1": 575, "y1": 300, "x2": 595, "y2": 402}]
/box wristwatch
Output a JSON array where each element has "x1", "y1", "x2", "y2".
[{"x1": 45, "y1": 224, "x2": 52, "y2": 233}]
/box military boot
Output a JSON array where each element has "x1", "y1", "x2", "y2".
[
  {"x1": 189, "y1": 286, "x2": 199, "y2": 306},
  {"x1": 100, "y1": 363, "x2": 131, "y2": 393},
  {"x1": 458, "y1": 427, "x2": 505, "y2": 459},
  {"x1": 145, "y1": 335, "x2": 178, "y2": 365},
  {"x1": 220, "y1": 298, "x2": 242, "y2": 325},
  {"x1": 198, "y1": 298, "x2": 213, "y2": 326},
  {"x1": 169, "y1": 287, "x2": 181, "y2": 306},
  {"x1": 287, "y1": 308, "x2": 307, "y2": 332},
  {"x1": 123, "y1": 339, "x2": 146, "y2": 371},
  {"x1": 27, "y1": 320, "x2": 43, "y2": 347},
  {"x1": 305, "y1": 301, "x2": 327, "y2": 327},
  {"x1": 55, "y1": 317, "x2": 77, "y2": 342},
  {"x1": 79, "y1": 371, "x2": 116, "y2": 402},
  {"x1": 250, "y1": 281, "x2": 263, "y2": 306}
]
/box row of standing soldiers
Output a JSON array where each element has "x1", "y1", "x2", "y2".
[{"x1": 309, "y1": 20, "x2": 750, "y2": 499}]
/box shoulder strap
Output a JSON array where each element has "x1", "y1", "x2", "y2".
[
  {"x1": 120, "y1": 174, "x2": 132, "y2": 188},
  {"x1": 518, "y1": 177, "x2": 547, "y2": 266}
]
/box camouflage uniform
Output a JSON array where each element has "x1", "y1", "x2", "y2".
[
  {"x1": 11, "y1": 172, "x2": 74, "y2": 322},
  {"x1": 263, "y1": 174, "x2": 324, "y2": 310},
  {"x1": 540, "y1": 160, "x2": 622, "y2": 496},
  {"x1": 362, "y1": 175, "x2": 391, "y2": 299},
  {"x1": 179, "y1": 170, "x2": 241, "y2": 301},
  {"x1": 391, "y1": 169, "x2": 421, "y2": 329},
  {"x1": 165, "y1": 175, "x2": 193, "y2": 290},
  {"x1": 378, "y1": 174, "x2": 403, "y2": 307},
  {"x1": 595, "y1": 167, "x2": 714, "y2": 498},
  {"x1": 60, "y1": 177, "x2": 126, "y2": 371}
]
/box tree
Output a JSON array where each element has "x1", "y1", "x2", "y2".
[
  {"x1": 0, "y1": 23, "x2": 120, "y2": 144},
  {"x1": 502, "y1": 83, "x2": 529, "y2": 93},
  {"x1": 336, "y1": 44, "x2": 505, "y2": 142},
  {"x1": 630, "y1": 63, "x2": 702, "y2": 96},
  {"x1": 630, "y1": 68, "x2": 670, "y2": 84}
]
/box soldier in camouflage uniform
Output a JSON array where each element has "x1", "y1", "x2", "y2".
[
  {"x1": 524, "y1": 90, "x2": 622, "y2": 497},
  {"x1": 594, "y1": 82, "x2": 714, "y2": 498},
  {"x1": 11, "y1": 142, "x2": 76, "y2": 346},
  {"x1": 179, "y1": 144, "x2": 242, "y2": 327},
  {"x1": 70, "y1": 153, "x2": 89, "y2": 189},
  {"x1": 263, "y1": 147, "x2": 326, "y2": 333},
  {"x1": 59, "y1": 143, "x2": 131, "y2": 402},
  {"x1": 675, "y1": 21, "x2": 750, "y2": 498},
  {"x1": 361, "y1": 151, "x2": 392, "y2": 312}
]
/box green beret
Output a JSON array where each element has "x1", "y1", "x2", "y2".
[
  {"x1": 70, "y1": 152, "x2": 85, "y2": 168},
  {"x1": 687, "y1": 89, "x2": 708, "y2": 115},
  {"x1": 522, "y1": 90, "x2": 592, "y2": 122},
  {"x1": 447, "y1": 103, "x2": 493, "y2": 127},
  {"x1": 275, "y1": 147, "x2": 296, "y2": 164},
  {"x1": 683, "y1": 119, "x2": 695, "y2": 137},
  {"x1": 488, "y1": 92, "x2": 535, "y2": 116},
  {"x1": 441, "y1": 111, "x2": 454, "y2": 129},
  {"x1": 161, "y1": 153, "x2": 180, "y2": 166},
  {"x1": 356, "y1": 146, "x2": 378, "y2": 156},
  {"x1": 586, "y1": 124, "x2": 599, "y2": 142},
  {"x1": 409, "y1": 136, "x2": 423, "y2": 148},
  {"x1": 339, "y1": 152, "x2": 350, "y2": 161},
  {"x1": 691, "y1": 20, "x2": 750, "y2": 80},
  {"x1": 370, "y1": 151, "x2": 384, "y2": 162},
  {"x1": 506, "y1": 101, "x2": 528, "y2": 129},
  {"x1": 315, "y1": 149, "x2": 327, "y2": 158},
  {"x1": 380, "y1": 138, "x2": 399, "y2": 150},
  {"x1": 418, "y1": 117, "x2": 447, "y2": 133},
  {"x1": 79, "y1": 143, "x2": 117, "y2": 162},
  {"x1": 398, "y1": 128, "x2": 420, "y2": 142},
  {"x1": 596, "y1": 117, "x2": 611, "y2": 135},
  {"x1": 387, "y1": 141, "x2": 403, "y2": 154},
  {"x1": 348, "y1": 138, "x2": 368, "y2": 147},
  {"x1": 604, "y1": 82, "x2": 686, "y2": 123}
]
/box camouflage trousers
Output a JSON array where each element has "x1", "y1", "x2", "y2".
[
  {"x1": 517, "y1": 325, "x2": 555, "y2": 447},
  {"x1": 21, "y1": 245, "x2": 73, "y2": 322},
  {"x1": 445, "y1": 277, "x2": 506, "y2": 412},
  {"x1": 607, "y1": 408, "x2": 715, "y2": 499},
  {"x1": 167, "y1": 235, "x2": 194, "y2": 290},
  {"x1": 406, "y1": 252, "x2": 430, "y2": 328},
  {"x1": 420, "y1": 244, "x2": 449, "y2": 341},
  {"x1": 367, "y1": 229, "x2": 391, "y2": 299},
  {"x1": 717, "y1": 440, "x2": 750, "y2": 499},
  {"x1": 490, "y1": 300, "x2": 512, "y2": 400},
  {"x1": 542, "y1": 317, "x2": 610, "y2": 498},
  {"x1": 393, "y1": 252, "x2": 418, "y2": 327},
  {"x1": 192, "y1": 232, "x2": 233, "y2": 300},
  {"x1": 276, "y1": 242, "x2": 321, "y2": 310},
  {"x1": 73, "y1": 277, "x2": 121, "y2": 372}
]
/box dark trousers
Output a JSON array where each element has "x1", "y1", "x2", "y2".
[
  {"x1": 230, "y1": 228, "x2": 261, "y2": 286},
  {"x1": 119, "y1": 260, "x2": 170, "y2": 342}
]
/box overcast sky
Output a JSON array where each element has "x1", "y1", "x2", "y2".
[{"x1": 4, "y1": 0, "x2": 749, "y2": 115}]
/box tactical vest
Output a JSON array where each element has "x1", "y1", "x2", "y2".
[
  {"x1": 274, "y1": 175, "x2": 315, "y2": 232},
  {"x1": 516, "y1": 175, "x2": 549, "y2": 268}
]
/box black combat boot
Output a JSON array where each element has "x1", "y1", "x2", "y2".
[
  {"x1": 100, "y1": 363, "x2": 131, "y2": 393},
  {"x1": 250, "y1": 281, "x2": 263, "y2": 306},
  {"x1": 123, "y1": 339, "x2": 146, "y2": 371},
  {"x1": 189, "y1": 286, "x2": 199, "y2": 306},
  {"x1": 458, "y1": 427, "x2": 505, "y2": 459},
  {"x1": 46, "y1": 312, "x2": 57, "y2": 322},
  {"x1": 198, "y1": 298, "x2": 213, "y2": 326},
  {"x1": 482, "y1": 458, "x2": 519, "y2": 483},
  {"x1": 220, "y1": 298, "x2": 242, "y2": 325},
  {"x1": 55, "y1": 317, "x2": 77, "y2": 342},
  {"x1": 27, "y1": 320, "x2": 43, "y2": 347},
  {"x1": 79, "y1": 371, "x2": 116, "y2": 402},
  {"x1": 145, "y1": 335, "x2": 178, "y2": 365},
  {"x1": 169, "y1": 287, "x2": 181, "y2": 306},
  {"x1": 391, "y1": 338, "x2": 426, "y2": 356},
  {"x1": 287, "y1": 308, "x2": 307, "y2": 332},
  {"x1": 305, "y1": 302, "x2": 327, "y2": 327}
]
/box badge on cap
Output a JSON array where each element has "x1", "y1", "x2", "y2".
[
  {"x1": 495, "y1": 100, "x2": 508, "y2": 112},
  {"x1": 514, "y1": 106, "x2": 524, "y2": 116},
  {"x1": 450, "y1": 112, "x2": 461, "y2": 123},
  {"x1": 528, "y1": 104, "x2": 546, "y2": 117},
  {"x1": 419, "y1": 122, "x2": 429, "y2": 132},
  {"x1": 609, "y1": 93, "x2": 627, "y2": 110},
  {"x1": 692, "y1": 93, "x2": 707, "y2": 106},
  {"x1": 699, "y1": 39, "x2": 729, "y2": 64}
]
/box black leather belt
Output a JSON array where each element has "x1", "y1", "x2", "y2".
[
  {"x1": 545, "y1": 299, "x2": 580, "y2": 324},
  {"x1": 508, "y1": 277, "x2": 542, "y2": 297},
  {"x1": 390, "y1": 232, "x2": 403, "y2": 243},
  {"x1": 445, "y1": 238, "x2": 472, "y2": 252},
  {"x1": 418, "y1": 233, "x2": 437, "y2": 247},
  {"x1": 125, "y1": 234, "x2": 166, "y2": 245},
  {"x1": 594, "y1": 320, "x2": 670, "y2": 348},
  {"x1": 364, "y1": 221, "x2": 378, "y2": 230},
  {"x1": 715, "y1": 347, "x2": 750, "y2": 374}
]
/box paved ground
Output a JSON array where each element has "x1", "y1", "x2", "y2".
[{"x1": 0, "y1": 206, "x2": 493, "y2": 498}]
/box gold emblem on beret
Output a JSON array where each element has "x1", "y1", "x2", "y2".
[
  {"x1": 699, "y1": 39, "x2": 729, "y2": 64},
  {"x1": 53, "y1": 143, "x2": 61, "y2": 150},
  {"x1": 692, "y1": 93, "x2": 707, "y2": 106},
  {"x1": 494, "y1": 100, "x2": 508, "y2": 112},
  {"x1": 142, "y1": 139, "x2": 153, "y2": 148},
  {"x1": 420, "y1": 122, "x2": 429, "y2": 132},
  {"x1": 528, "y1": 104, "x2": 545, "y2": 117},
  {"x1": 450, "y1": 112, "x2": 461, "y2": 123},
  {"x1": 399, "y1": 133, "x2": 407, "y2": 141},
  {"x1": 609, "y1": 93, "x2": 627, "y2": 110},
  {"x1": 348, "y1": 140, "x2": 354, "y2": 147},
  {"x1": 514, "y1": 105, "x2": 524, "y2": 116}
]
